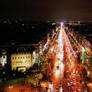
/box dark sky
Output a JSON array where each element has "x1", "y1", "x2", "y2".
[{"x1": 0, "y1": 0, "x2": 92, "y2": 21}]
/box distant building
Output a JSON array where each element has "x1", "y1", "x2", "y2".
[
  {"x1": 11, "y1": 53, "x2": 32, "y2": 72},
  {"x1": 0, "y1": 49, "x2": 7, "y2": 67},
  {"x1": 32, "y1": 51, "x2": 39, "y2": 64}
]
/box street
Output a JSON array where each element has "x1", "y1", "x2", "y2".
[{"x1": 0, "y1": 23, "x2": 91, "y2": 92}]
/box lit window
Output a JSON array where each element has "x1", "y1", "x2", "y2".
[
  {"x1": 13, "y1": 57, "x2": 14, "y2": 59},
  {"x1": 28, "y1": 56, "x2": 30, "y2": 58}
]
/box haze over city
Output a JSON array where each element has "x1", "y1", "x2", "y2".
[{"x1": 0, "y1": 0, "x2": 92, "y2": 21}]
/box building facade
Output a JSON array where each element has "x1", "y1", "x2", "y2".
[{"x1": 11, "y1": 53, "x2": 32, "y2": 72}]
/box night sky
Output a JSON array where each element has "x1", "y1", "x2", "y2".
[{"x1": 0, "y1": 0, "x2": 92, "y2": 21}]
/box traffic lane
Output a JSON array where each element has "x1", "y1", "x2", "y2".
[{"x1": 50, "y1": 57, "x2": 64, "y2": 89}]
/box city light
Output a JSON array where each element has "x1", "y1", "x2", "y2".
[
  {"x1": 0, "y1": 21, "x2": 92, "y2": 92},
  {"x1": 60, "y1": 22, "x2": 64, "y2": 26}
]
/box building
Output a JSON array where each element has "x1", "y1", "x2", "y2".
[
  {"x1": 0, "y1": 49, "x2": 7, "y2": 67},
  {"x1": 11, "y1": 53, "x2": 32, "y2": 72}
]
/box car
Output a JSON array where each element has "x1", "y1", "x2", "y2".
[
  {"x1": 40, "y1": 81, "x2": 49, "y2": 88},
  {"x1": 8, "y1": 85, "x2": 13, "y2": 89},
  {"x1": 56, "y1": 88, "x2": 59, "y2": 92},
  {"x1": 56, "y1": 64, "x2": 59, "y2": 70},
  {"x1": 59, "y1": 84, "x2": 64, "y2": 92}
]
